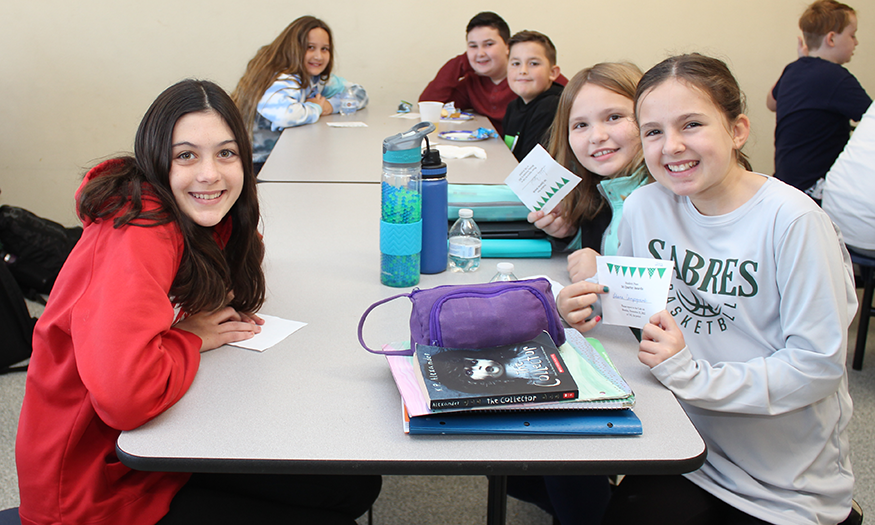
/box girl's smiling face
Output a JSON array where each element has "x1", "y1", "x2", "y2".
[
  {"x1": 304, "y1": 27, "x2": 331, "y2": 77},
  {"x1": 637, "y1": 78, "x2": 750, "y2": 214},
  {"x1": 169, "y1": 110, "x2": 243, "y2": 227},
  {"x1": 568, "y1": 83, "x2": 641, "y2": 178}
]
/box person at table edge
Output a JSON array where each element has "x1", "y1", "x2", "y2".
[{"x1": 418, "y1": 11, "x2": 567, "y2": 136}]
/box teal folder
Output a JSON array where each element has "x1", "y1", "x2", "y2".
[{"x1": 481, "y1": 238, "x2": 552, "y2": 258}]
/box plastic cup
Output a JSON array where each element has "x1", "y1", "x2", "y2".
[{"x1": 418, "y1": 101, "x2": 443, "y2": 124}]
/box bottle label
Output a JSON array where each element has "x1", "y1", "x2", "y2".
[{"x1": 448, "y1": 241, "x2": 479, "y2": 258}]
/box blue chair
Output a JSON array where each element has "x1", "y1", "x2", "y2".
[
  {"x1": 0, "y1": 508, "x2": 20, "y2": 525},
  {"x1": 850, "y1": 249, "x2": 875, "y2": 371}
]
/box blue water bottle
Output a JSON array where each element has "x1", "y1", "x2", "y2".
[
  {"x1": 380, "y1": 122, "x2": 435, "y2": 287},
  {"x1": 420, "y1": 142, "x2": 448, "y2": 274}
]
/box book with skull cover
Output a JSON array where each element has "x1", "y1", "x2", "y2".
[{"x1": 412, "y1": 331, "x2": 578, "y2": 410}]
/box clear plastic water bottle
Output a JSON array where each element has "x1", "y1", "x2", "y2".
[
  {"x1": 489, "y1": 262, "x2": 518, "y2": 282},
  {"x1": 339, "y1": 86, "x2": 357, "y2": 116},
  {"x1": 448, "y1": 208, "x2": 481, "y2": 272}
]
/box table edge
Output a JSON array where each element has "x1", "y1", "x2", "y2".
[{"x1": 116, "y1": 443, "x2": 706, "y2": 476}]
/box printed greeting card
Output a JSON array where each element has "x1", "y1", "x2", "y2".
[
  {"x1": 503, "y1": 145, "x2": 581, "y2": 214},
  {"x1": 597, "y1": 256, "x2": 674, "y2": 329}
]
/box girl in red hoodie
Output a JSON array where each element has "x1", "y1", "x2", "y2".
[{"x1": 15, "y1": 79, "x2": 380, "y2": 525}]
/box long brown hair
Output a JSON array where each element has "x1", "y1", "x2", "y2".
[
  {"x1": 78, "y1": 79, "x2": 265, "y2": 315},
  {"x1": 634, "y1": 53, "x2": 753, "y2": 171},
  {"x1": 546, "y1": 62, "x2": 646, "y2": 226},
  {"x1": 232, "y1": 16, "x2": 334, "y2": 135}
]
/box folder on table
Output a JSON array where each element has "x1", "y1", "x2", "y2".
[
  {"x1": 406, "y1": 407, "x2": 642, "y2": 436},
  {"x1": 477, "y1": 221, "x2": 546, "y2": 239},
  {"x1": 481, "y1": 238, "x2": 552, "y2": 258}
]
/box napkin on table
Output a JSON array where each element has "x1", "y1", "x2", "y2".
[{"x1": 431, "y1": 144, "x2": 487, "y2": 160}]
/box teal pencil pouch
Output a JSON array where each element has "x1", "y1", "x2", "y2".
[
  {"x1": 481, "y1": 239, "x2": 552, "y2": 258},
  {"x1": 447, "y1": 184, "x2": 529, "y2": 222}
]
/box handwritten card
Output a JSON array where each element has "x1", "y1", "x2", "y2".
[
  {"x1": 503, "y1": 144, "x2": 581, "y2": 214},
  {"x1": 228, "y1": 314, "x2": 307, "y2": 352},
  {"x1": 597, "y1": 256, "x2": 674, "y2": 329}
]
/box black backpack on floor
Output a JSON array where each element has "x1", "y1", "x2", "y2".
[
  {"x1": 0, "y1": 260, "x2": 35, "y2": 373},
  {"x1": 0, "y1": 205, "x2": 81, "y2": 373},
  {"x1": 0, "y1": 205, "x2": 82, "y2": 299}
]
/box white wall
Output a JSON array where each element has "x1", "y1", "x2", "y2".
[{"x1": 1, "y1": 0, "x2": 872, "y2": 225}]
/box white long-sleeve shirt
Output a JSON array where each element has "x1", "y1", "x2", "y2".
[
  {"x1": 618, "y1": 176, "x2": 856, "y2": 525},
  {"x1": 822, "y1": 101, "x2": 875, "y2": 252}
]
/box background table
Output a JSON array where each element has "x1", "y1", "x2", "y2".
[
  {"x1": 257, "y1": 103, "x2": 519, "y2": 185},
  {"x1": 118, "y1": 183, "x2": 706, "y2": 484}
]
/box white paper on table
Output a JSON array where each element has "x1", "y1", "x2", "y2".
[
  {"x1": 521, "y1": 274, "x2": 564, "y2": 302},
  {"x1": 228, "y1": 314, "x2": 307, "y2": 352},
  {"x1": 597, "y1": 256, "x2": 674, "y2": 329},
  {"x1": 503, "y1": 144, "x2": 581, "y2": 214},
  {"x1": 326, "y1": 121, "x2": 368, "y2": 128},
  {"x1": 389, "y1": 112, "x2": 421, "y2": 119}
]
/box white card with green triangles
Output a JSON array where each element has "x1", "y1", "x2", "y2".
[
  {"x1": 503, "y1": 144, "x2": 581, "y2": 214},
  {"x1": 597, "y1": 256, "x2": 674, "y2": 329}
]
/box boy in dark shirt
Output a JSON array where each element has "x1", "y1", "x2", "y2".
[
  {"x1": 767, "y1": 0, "x2": 871, "y2": 201},
  {"x1": 502, "y1": 31, "x2": 563, "y2": 161}
]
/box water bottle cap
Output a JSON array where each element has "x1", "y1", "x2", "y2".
[
  {"x1": 421, "y1": 142, "x2": 447, "y2": 178},
  {"x1": 497, "y1": 262, "x2": 514, "y2": 273},
  {"x1": 383, "y1": 122, "x2": 436, "y2": 165},
  {"x1": 421, "y1": 147, "x2": 442, "y2": 166},
  {"x1": 459, "y1": 208, "x2": 473, "y2": 219}
]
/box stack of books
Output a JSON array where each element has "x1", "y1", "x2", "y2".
[{"x1": 385, "y1": 329, "x2": 640, "y2": 435}]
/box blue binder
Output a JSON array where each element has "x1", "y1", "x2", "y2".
[{"x1": 407, "y1": 409, "x2": 642, "y2": 436}]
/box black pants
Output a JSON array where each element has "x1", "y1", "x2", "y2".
[
  {"x1": 507, "y1": 475, "x2": 611, "y2": 525},
  {"x1": 157, "y1": 473, "x2": 381, "y2": 524},
  {"x1": 601, "y1": 475, "x2": 772, "y2": 525}
]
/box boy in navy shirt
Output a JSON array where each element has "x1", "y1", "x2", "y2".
[
  {"x1": 502, "y1": 31, "x2": 563, "y2": 161},
  {"x1": 767, "y1": 0, "x2": 870, "y2": 201}
]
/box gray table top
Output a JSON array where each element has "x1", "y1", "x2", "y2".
[
  {"x1": 257, "y1": 104, "x2": 519, "y2": 185},
  {"x1": 117, "y1": 183, "x2": 706, "y2": 476}
]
